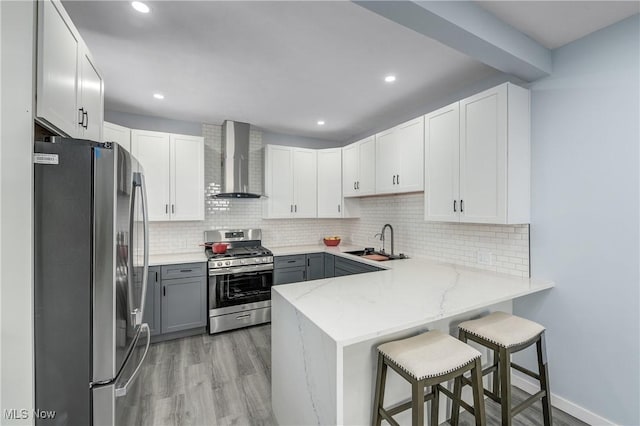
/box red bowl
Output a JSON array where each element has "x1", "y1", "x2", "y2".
[{"x1": 323, "y1": 238, "x2": 341, "y2": 247}]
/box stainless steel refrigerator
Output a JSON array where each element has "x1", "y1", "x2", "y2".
[{"x1": 34, "y1": 137, "x2": 150, "y2": 425}]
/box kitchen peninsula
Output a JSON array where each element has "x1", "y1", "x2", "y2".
[{"x1": 271, "y1": 249, "x2": 553, "y2": 425}]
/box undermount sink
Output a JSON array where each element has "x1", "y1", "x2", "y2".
[{"x1": 344, "y1": 249, "x2": 408, "y2": 261}]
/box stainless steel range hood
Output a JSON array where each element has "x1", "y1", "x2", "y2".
[{"x1": 214, "y1": 120, "x2": 262, "y2": 198}]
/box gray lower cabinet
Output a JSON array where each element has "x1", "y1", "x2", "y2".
[
  {"x1": 306, "y1": 253, "x2": 325, "y2": 281},
  {"x1": 143, "y1": 266, "x2": 162, "y2": 336},
  {"x1": 161, "y1": 275, "x2": 207, "y2": 334},
  {"x1": 274, "y1": 253, "x2": 381, "y2": 284},
  {"x1": 324, "y1": 253, "x2": 335, "y2": 278},
  {"x1": 334, "y1": 256, "x2": 382, "y2": 277}
]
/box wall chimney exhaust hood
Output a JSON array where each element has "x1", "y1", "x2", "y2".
[{"x1": 213, "y1": 120, "x2": 262, "y2": 198}]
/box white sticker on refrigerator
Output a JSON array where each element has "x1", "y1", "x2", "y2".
[{"x1": 34, "y1": 153, "x2": 59, "y2": 165}]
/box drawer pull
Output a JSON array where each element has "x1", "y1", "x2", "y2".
[
  {"x1": 236, "y1": 314, "x2": 251, "y2": 320},
  {"x1": 287, "y1": 260, "x2": 296, "y2": 263},
  {"x1": 180, "y1": 269, "x2": 192, "y2": 273}
]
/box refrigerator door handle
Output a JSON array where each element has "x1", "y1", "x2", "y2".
[
  {"x1": 131, "y1": 173, "x2": 150, "y2": 327},
  {"x1": 115, "y1": 323, "x2": 150, "y2": 398}
]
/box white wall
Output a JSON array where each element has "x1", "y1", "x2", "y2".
[
  {"x1": 0, "y1": 1, "x2": 35, "y2": 424},
  {"x1": 515, "y1": 14, "x2": 640, "y2": 425}
]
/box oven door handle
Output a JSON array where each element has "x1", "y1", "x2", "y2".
[{"x1": 209, "y1": 264, "x2": 274, "y2": 276}]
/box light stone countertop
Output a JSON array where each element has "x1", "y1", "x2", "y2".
[
  {"x1": 148, "y1": 252, "x2": 208, "y2": 266},
  {"x1": 271, "y1": 244, "x2": 554, "y2": 346}
]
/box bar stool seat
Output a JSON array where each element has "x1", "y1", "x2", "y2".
[
  {"x1": 372, "y1": 330, "x2": 486, "y2": 426},
  {"x1": 459, "y1": 311, "x2": 545, "y2": 348},
  {"x1": 378, "y1": 330, "x2": 482, "y2": 380}
]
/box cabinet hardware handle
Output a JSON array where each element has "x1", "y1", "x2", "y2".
[
  {"x1": 180, "y1": 269, "x2": 192, "y2": 273},
  {"x1": 78, "y1": 108, "x2": 85, "y2": 125},
  {"x1": 460, "y1": 199, "x2": 464, "y2": 212},
  {"x1": 294, "y1": 205, "x2": 297, "y2": 213},
  {"x1": 453, "y1": 200, "x2": 457, "y2": 212},
  {"x1": 357, "y1": 181, "x2": 360, "y2": 190},
  {"x1": 83, "y1": 111, "x2": 88, "y2": 129},
  {"x1": 171, "y1": 204, "x2": 175, "y2": 214},
  {"x1": 393, "y1": 175, "x2": 396, "y2": 185},
  {"x1": 338, "y1": 204, "x2": 341, "y2": 213},
  {"x1": 397, "y1": 174, "x2": 399, "y2": 185},
  {"x1": 165, "y1": 204, "x2": 169, "y2": 214},
  {"x1": 307, "y1": 258, "x2": 310, "y2": 266},
  {"x1": 287, "y1": 260, "x2": 296, "y2": 263},
  {"x1": 290, "y1": 204, "x2": 293, "y2": 213},
  {"x1": 354, "y1": 182, "x2": 356, "y2": 190},
  {"x1": 155, "y1": 271, "x2": 158, "y2": 282},
  {"x1": 163, "y1": 286, "x2": 166, "y2": 296},
  {"x1": 236, "y1": 314, "x2": 251, "y2": 320}
]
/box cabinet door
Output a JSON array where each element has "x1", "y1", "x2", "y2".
[
  {"x1": 37, "y1": 0, "x2": 80, "y2": 137},
  {"x1": 396, "y1": 117, "x2": 424, "y2": 193},
  {"x1": 170, "y1": 134, "x2": 204, "y2": 221},
  {"x1": 103, "y1": 121, "x2": 131, "y2": 152},
  {"x1": 342, "y1": 142, "x2": 359, "y2": 197},
  {"x1": 131, "y1": 130, "x2": 171, "y2": 221},
  {"x1": 358, "y1": 136, "x2": 376, "y2": 195},
  {"x1": 292, "y1": 149, "x2": 317, "y2": 218},
  {"x1": 265, "y1": 145, "x2": 294, "y2": 218},
  {"x1": 425, "y1": 103, "x2": 460, "y2": 222},
  {"x1": 78, "y1": 47, "x2": 103, "y2": 142},
  {"x1": 460, "y1": 85, "x2": 507, "y2": 224},
  {"x1": 161, "y1": 276, "x2": 207, "y2": 334},
  {"x1": 317, "y1": 149, "x2": 342, "y2": 218},
  {"x1": 324, "y1": 254, "x2": 335, "y2": 278},
  {"x1": 142, "y1": 267, "x2": 162, "y2": 336},
  {"x1": 306, "y1": 253, "x2": 325, "y2": 281},
  {"x1": 375, "y1": 128, "x2": 399, "y2": 194},
  {"x1": 273, "y1": 267, "x2": 306, "y2": 285}
]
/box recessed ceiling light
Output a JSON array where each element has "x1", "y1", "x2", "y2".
[
  {"x1": 153, "y1": 93, "x2": 164, "y2": 100},
  {"x1": 384, "y1": 75, "x2": 396, "y2": 83},
  {"x1": 131, "y1": 1, "x2": 150, "y2": 13},
  {"x1": 317, "y1": 120, "x2": 325, "y2": 126}
]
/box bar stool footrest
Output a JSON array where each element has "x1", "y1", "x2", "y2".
[{"x1": 511, "y1": 390, "x2": 547, "y2": 417}]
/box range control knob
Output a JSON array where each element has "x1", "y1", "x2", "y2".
[
  {"x1": 216, "y1": 262, "x2": 222, "y2": 267},
  {"x1": 225, "y1": 261, "x2": 230, "y2": 266}
]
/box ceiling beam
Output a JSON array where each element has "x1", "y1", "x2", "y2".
[{"x1": 354, "y1": 1, "x2": 552, "y2": 81}]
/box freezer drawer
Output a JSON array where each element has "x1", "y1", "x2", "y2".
[{"x1": 209, "y1": 307, "x2": 271, "y2": 334}]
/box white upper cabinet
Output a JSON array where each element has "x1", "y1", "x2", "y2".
[
  {"x1": 264, "y1": 145, "x2": 317, "y2": 218},
  {"x1": 424, "y1": 83, "x2": 530, "y2": 224},
  {"x1": 317, "y1": 148, "x2": 343, "y2": 218},
  {"x1": 342, "y1": 136, "x2": 376, "y2": 197},
  {"x1": 424, "y1": 103, "x2": 460, "y2": 222},
  {"x1": 37, "y1": 0, "x2": 104, "y2": 140},
  {"x1": 170, "y1": 134, "x2": 205, "y2": 221},
  {"x1": 77, "y1": 49, "x2": 104, "y2": 141},
  {"x1": 132, "y1": 130, "x2": 204, "y2": 222},
  {"x1": 375, "y1": 117, "x2": 424, "y2": 195},
  {"x1": 103, "y1": 121, "x2": 131, "y2": 152}
]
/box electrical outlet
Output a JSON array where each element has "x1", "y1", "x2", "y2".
[{"x1": 477, "y1": 250, "x2": 493, "y2": 266}]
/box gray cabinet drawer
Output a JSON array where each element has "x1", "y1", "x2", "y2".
[
  {"x1": 161, "y1": 262, "x2": 206, "y2": 280},
  {"x1": 274, "y1": 255, "x2": 306, "y2": 269}
]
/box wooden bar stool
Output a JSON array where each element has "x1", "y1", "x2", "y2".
[
  {"x1": 372, "y1": 330, "x2": 486, "y2": 426},
  {"x1": 451, "y1": 312, "x2": 552, "y2": 426}
]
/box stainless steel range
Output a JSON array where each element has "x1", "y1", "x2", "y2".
[{"x1": 205, "y1": 229, "x2": 273, "y2": 334}]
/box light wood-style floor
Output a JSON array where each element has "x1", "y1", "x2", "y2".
[{"x1": 130, "y1": 324, "x2": 586, "y2": 426}]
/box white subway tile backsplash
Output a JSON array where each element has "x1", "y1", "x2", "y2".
[{"x1": 148, "y1": 123, "x2": 530, "y2": 277}]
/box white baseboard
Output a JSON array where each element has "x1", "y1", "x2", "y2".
[{"x1": 511, "y1": 373, "x2": 617, "y2": 426}]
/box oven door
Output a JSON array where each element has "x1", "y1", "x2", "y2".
[{"x1": 209, "y1": 264, "x2": 273, "y2": 311}]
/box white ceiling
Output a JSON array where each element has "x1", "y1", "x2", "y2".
[
  {"x1": 63, "y1": 1, "x2": 639, "y2": 141},
  {"x1": 63, "y1": 1, "x2": 497, "y2": 141},
  {"x1": 476, "y1": 1, "x2": 639, "y2": 49}
]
